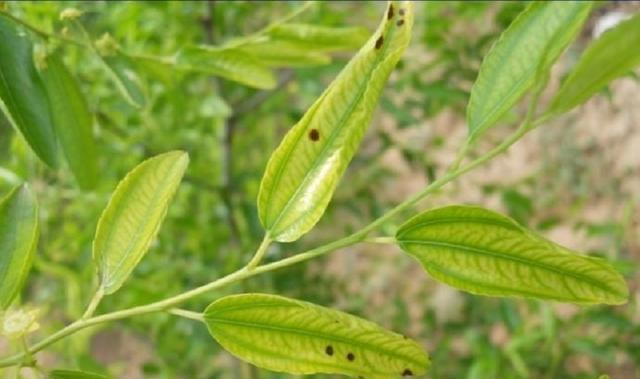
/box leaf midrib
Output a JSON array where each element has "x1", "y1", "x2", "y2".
[
  {"x1": 207, "y1": 316, "x2": 425, "y2": 367},
  {"x1": 399, "y1": 239, "x2": 620, "y2": 297},
  {"x1": 265, "y1": 16, "x2": 398, "y2": 236}
]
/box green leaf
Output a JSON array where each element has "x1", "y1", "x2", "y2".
[
  {"x1": 99, "y1": 51, "x2": 146, "y2": 108},
  {"x1": 237, "y1": 40, "x2": 331, "y2": 68},
  {"x1": 49, "y1": 370, "x2": 107, "y2": 379},
  {"x1": 467, "y1": 2, "x2": 592, "y2": 140},
  {"x1": 258, "y1": 1, "x2": 413, "y2": 242},
  {"x1": 0, "y1": 14, "x2": 58, "y2": 167},
  {"x1": 39, "y1": 51, "x2": 99, "y2": 189},
  {"x1": 93, "y1": 151, "x2": 188, "y2": 295},
  {"x1": 204, "y1": 294, "x2": 429, "y2": 379},
  {"x1": 175, "y1": 46, "x2": 276, "y2": 89},
  {"x1": 0, "y1": 185, "x2": 39, "y2": 310},
  {"x1": 267, "y1": 23, "x2": 370, "y2": 52},
  {"x1": 549, "y1": 13, "x2": 640, "y2": 114},
  {"x1": 396, "y1": 205, "x2": 628, "y2": 305}
]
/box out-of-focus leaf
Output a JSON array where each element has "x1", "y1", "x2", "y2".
[
  {"x1": 204, "y1": 293, "x2": 429, "y2": 378},
  {"x1": 0, "y1": 14, "x2": 58, "y2": 167},
  {"x1": 549, "y1": 13, "x2": 640, "y2": 114},
  {"x1": 267, "y1": 23, "x2": 369, "y2": 52},
  {"x1": 39, "y1": 51, "x2": 98, "y2": 189},
  {"x1": 258, "y1": 1, "x2": 413, "y2": 242},
  {"x1": 49, "y1": 370, "x2": 108, "y2": 379},
  {"x1": 237, "y1": 40, "x2": 331, "y2": 68},
  {"x1": 467, "y1": 2, "x2": 592, "y2": 140},
  {"x1": 396, "y1": 205, "x2": 628, "y2": 305},
  {"x1": 93, "y1": 151, "x2": 188, "y2": 295},
  {"x1": 0, "y1": 185, "x2": 38, "y2": 310},
  {"x1": 175, "y1": 46, "x2": 276, "y2": 89},
  {"x1": 98, "y1": 51, "x2": 146, "y2": 108}
]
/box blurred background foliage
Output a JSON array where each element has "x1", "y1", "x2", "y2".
[{"x1": 0, "y1": 1, "x2": 638, "y2": 378}]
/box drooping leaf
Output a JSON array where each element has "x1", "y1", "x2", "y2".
[
  {"x1": 0, "y1": 14, "x2": 58, "y2": 167},
  {"x1": 98, "y1": 51, "x2": 146, "y2": 108},
  {"x1": 267, "y1": 23, "x2": 370, "y2": 52},
  {"x1": 175, "y1": 46, "x2": 276, "y2": 89},
  {"x1": 0, "y1": 185, "x2": 39, "y2": 310},
  {"x1": 548, "y1": 13, "x2": 640, "y2": 114},
  {"x1": 237, "y1": 40, "x2": 331, "y2": 68},
  {"x1": 39, "y1": 51, "x2": 99, "y2": 189},
  {"x1": 93, "y1": 151, "x2": 188, "y2": 295},
  {"x1": 396, "y1": 205, "x2": 628, "y2": 305},
  {"x1": 466, "y1": 2, "x2": 592, "y2": 140},
  {"x1": 258, "y1": 1, "x2": 413, "y2": 242},
  {"x1": 49, "y1": 370, "x2": 107, "y2": 379},
  {"x1": 204, "y1": 294, "x2": 429, "y2": 379}
]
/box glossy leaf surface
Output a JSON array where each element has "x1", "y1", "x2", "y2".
[
  {"x1": 93, "y1": 151, "x2": 188, "y2": 295},
  {"x1": 204, "y1": 294, "x2": 429, "y2": 378},
  {"x1": 549, "y1": 13, "x2": 640, "y2": 114},
  {"x1": 39, "y1": 52, "x2": 99, "y2": 189},
  {"x1": 396, "y1": 205, "x2": 628, "y2": 305},
  {"x1": 176, "y1": 46, "x2": 276, "y2": 89},
  {"x1": 0, "y1": 185, "x2": 39, "y2": 310},
  {"x1": 467, "y1": 2, "x2": 592, "y2": 139},
  {"x1": 0, "y1": 14, "x2": 58, "y2": 167},
  {"x1": 258, "y1": 1, "x2": 413, "y2": 242}
]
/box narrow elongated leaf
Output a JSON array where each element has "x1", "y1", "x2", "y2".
[
  {"x1": 467, "y1": 2, "x2": 592, "y2": 140},
  {"x1": 267, "y1": 23, "x2": 369, "y2": 52},
  {"x1": 0, "y1": 14, "x2": 58, "y2": 167},
  {"x1": 204, "y1": 294, "x2": 429, "y2": 378},
  {"x1": 258, "y1": 1, "x2": 413, "y2": 242},
  {"x1": 39, "y1": 52, "x2": 99, "y2": 189},
  {"x1": 93, "y1": 151, "x2": 188, "y2": 295},
  {"x1": 176, "y1": 46, "x2": 276, "y2": 89},
  {"x1": 396, "y1": 205, "x2": 628, "y2": 305},
  {"x1": 99, "y1": 52, "x2": 146, "y2": 108},
  {"x1": 49, "y1": 370, "x2": 107, "y2": 379},
  {"x1": 0, "y1": 185, "x2": 39, "y2": 310},
  {"x1": 549, "y1": 13, "x2": 640, "y2": 114},
  {"x1": 237, "y1": 40, "x2": 331, "y2": 68}
]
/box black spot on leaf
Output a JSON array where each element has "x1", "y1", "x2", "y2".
[
  {"x1": 397, "y1": 19, "x2": 405, "y2": 26},
  {"x1": 375, "y1": 35, "x2": 384, "y2": 50},
  {"x1": 402, "y1": 369, "x2": 413, "y2": 376},
  {"x1": 325, "y1": 345, "x2": 334, "y2": 356},
  {"x1": 399, "y1": 8, "x2": 406, "y2": 16},
  {"x1": 309, "y1": 128, "x2": 320, "y2": 141},
  {"x1": 347, "y1": 352, "x2": 355, "y2": 361},
  {"x1": 387, "y1": 4, "x2": 394, "y2": 19}
]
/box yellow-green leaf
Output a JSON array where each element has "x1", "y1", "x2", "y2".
[
  {"x1": 549, "y1": 13, "x2": 640, "y2": 114},
  {"x1": 39, "y1": 51, "x2": 99, "y2": 189},
  {"x1": 467, "y1": 2, "x2": 592, "y2": 140},
  {"x1": 396, "y1": 205, "x2": 628, "y2": 305},
  {"x1": 237, "y1": 40, "x2": 331, "y2": 68},
  {"x1": 204, "y1": 294, "x2": 429, "y2": 379},
  {"x1": 267, "y1": 23, "x2": 369, "y2": 52},
  {"x1": 258, "y1": 1, "x2": 413, "y2": 242},
  {"x1": 0, "y1": 14, "x2": 58, "y2": 167},
  {"x1": 0, "y1": 185, "x2": 39, "y2": 310},
  {"x1": 93, "y1": 151, "x2": 188, "y2": 295},
  {"x1": 176, "y1": 46, "x2": 276, "y2": 90}
]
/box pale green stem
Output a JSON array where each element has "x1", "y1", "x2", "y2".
[
  {"x1": 0, "y1": 115, "x2": 537, "y2": 368},
  {"x1": 247, "y1": 235, "x2": 272, "y2": 269},
  {"x1": 81, "y1": 288, "x2": 104, "y2": 320},
  {"x1": 363, "y1": 236, "x2": 396, "y2": 244},
  {"x1": 168, "y1": 308, "x2": 204, "y2": 322}
]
